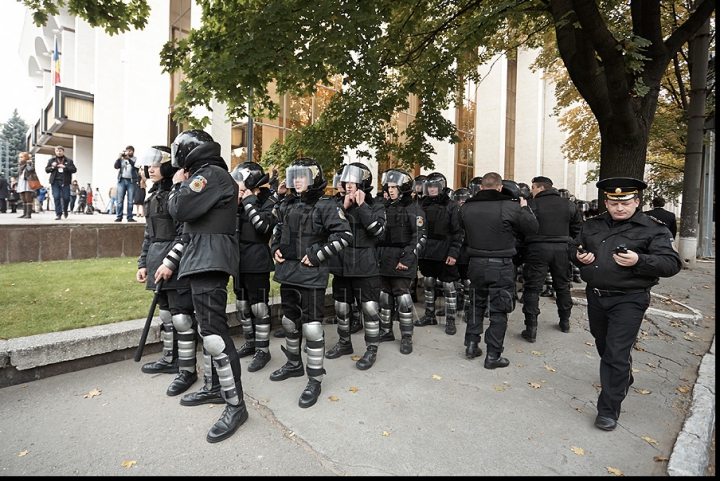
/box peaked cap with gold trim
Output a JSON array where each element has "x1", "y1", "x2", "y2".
[{"x1": 596, "y1": 177, "x2": 647, "y2": 201}]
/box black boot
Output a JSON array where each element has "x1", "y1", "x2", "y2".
[
  {"x1": 269, "y1": 361, "x2": 305, "y2": 381},
  {"x1": 521, "y1": 325, "x2": 537, "y2": 343},
  {"x1": 141, "y1": 357, "x2": 179, "y2": 374},
  {"x1": 325, "y1": 337, "x2": 353, "y2": 359},
  {"x1": 349, "y1": 310, "x2": 363, "y2": 334},
  {"x1": 465, "y1": 341, "x2": 483, "y2": 359},
  {"x1": 400, "y1": 335, "x2": 413, "y2": 355},
  {"x1": 325, "y1": 316, "x2": 338, "y2": 324},
  {"x1": 484, "y1": 352, "x2": 510, "y2": 370},
  {"x1": 298, "y1": 379, "x2": 322, "y2": 408},
  {"x1": 247, "y1": 350, "x2": 271, "y2": 372},
  {"x1": 559, "y1": 318, "x2": 570, "y2": 333},
  {"x1": 206, "y1": 400, "x2": 249, "y2": 443},
  {"x1": 540, "y1": 286, "x2": 554, "y2": 297},
  {"x1": 273, "y1": 328, "x2": 286, "y2": 338},
  {"x1": 356, "y1": 345, "x2": 378, "y2": 370},
  {"x1": 180, "y1": 384, "x2": 224, "y2": 406},
  {"x1": 236, "y1": 340, "x2": 255, "y2": 358},
  {"x1": 445, "y1": 316, "x2": 456, "y2": 335},
  {"x1": 166, "y1": 370, "x2": 198, "y2": 396},
  {"x1": 414, "y1": 310, "x2": 437, "y2": 327},
  {"x1": 379, "y1": 321, "x2": 395, "y2": 342}
]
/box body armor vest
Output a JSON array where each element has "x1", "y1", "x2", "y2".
[
  {"x1": 381, "y1": 202, "x2": 413, "y2": 247},
  {"x1": 279, "y1": 199, "x2": 325, "y2": 260},
  {"x1": 237, "y1": 209, "x2": 270, "y2": 244},
  {"x1": 347, "y1": 205, "x2": 376, "y2": 248},
  {"x1": 424, "y1": 201, "x2": 450, "y2": 240},
  {"x1": 148, "y1": 191, "x2": 178, "y2": 242}
]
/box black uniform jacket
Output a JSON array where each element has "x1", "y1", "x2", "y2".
[
  {"x1": 271, "y1": 189, "x2": 353, "y2": 289},
  {"x1": 138, "y1": 178, "x2": 190, "y2": 291},
  {"x1": 420, "y1": 193, "x2": 462, "y2": 261},
  {"x1": 237, "y1": 187, "x2": 277, "y2": 274},
  {"x1": 167, "y1": 160, "x2": 239, "y2": 279},
  {"x1": 524, "y1": 188, "x2": 583, "y2": 244},
  {"x1": 333, "y1": 195, "x2": 386, "y2": 278},
  {"x1": 460, "y1": 189, "x2": 539, "y2": 258},
  {"x1": 377, "y1": 194, "x2": 427, "y2": 278},
  {"x1": 644, "y1": 207, "x2": 677, "y2": 239},
  {"x1": 569, "y1": 210, "x2": 682, "y2": 290}
]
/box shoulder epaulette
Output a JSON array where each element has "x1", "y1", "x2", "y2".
[{"x1": 646, "y1": 214, "x2": 667, "y2": 225}]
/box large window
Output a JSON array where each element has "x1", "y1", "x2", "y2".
[{"x1": 454, "y1": 80, "x2": 476, "y2": 188}]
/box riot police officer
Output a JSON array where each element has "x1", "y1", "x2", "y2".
[
  {"x1": 570, "y1": 177, "x2": 681, "y2": 431},
  {"x1": 377, "y1": 168, "x2": 427, "y2": 354},
  {"x1": 520, "y1": 176, "x2": 583, "y2": 342},
  {"x1": 136, "y1": 146, "x2": 198, "y2": 397},
  {"x1": 159, "y1": 129, "x2": 246, "y2": 444},
  {"x1": 414, "y1": 172, "x2": 463, "y2": 336},
  {"x1": 459, "y1": 173, "x2": 538, "y2": 368},
  {"x1": 325, "y1": 162, "x2": 386, "y2": 370},
  {"x1": 231, "y1": 162, "x2": 278, "y2": 372},
  {"x1": 270, "y1": 158, "x2": 353, "y2": 408}
]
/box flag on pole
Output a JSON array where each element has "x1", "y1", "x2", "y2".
[{"x1": 53, "y1": 36, "x2": 60, "y2": 85}]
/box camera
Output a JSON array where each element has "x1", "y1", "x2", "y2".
[{"x1": 613, "y1": 244, "x2": 628, "y2": 254}]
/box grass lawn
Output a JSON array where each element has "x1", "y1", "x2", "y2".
[{"x1": 0, "y1": 258, "x2": 281, "y2": 340}]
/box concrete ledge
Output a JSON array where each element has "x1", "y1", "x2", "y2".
[
  {"x1": 668, "y1": 335, "x2": 716, "y2": 476},
  {"x1": 0, "y1": 290, "x2": 333, "y2": 388}
]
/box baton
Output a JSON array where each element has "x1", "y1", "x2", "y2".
[{"x1": 134, "y1": 279, "x2": 164, "y2": 362}]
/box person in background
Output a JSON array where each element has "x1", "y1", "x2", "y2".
[
  {"x1": 114, "y1": 145, "x2": 139, "y2": 222},
  {"x1": 268, "y1": 168, "x2": 280, "y2": 193},
  {"x1": 45, "y1": 146, "x2": 77, "y2": 220},
  {"x1": 69, "y1": 180, "x2": 79, "y2": 214},
  {"x1": 77, "y1": 187, "x2": 87, "y2": 213},
  {"x1": 16, "y1": 152, "x2": 36, "y2": 219},
  {"x1": 8, "y1": 177, "x2": 19, "y2": 214},
  {"x1": 136, "y1": 145, "x2": 198, "y2": 397},
  {"x1": 0, "y1": 172, "x2": 8, "y2": 213},
  {"x1": 37, "y1": 185, "x2": 47, "y2": 213},
  {"x1": 108, "y1": 185, "x2": 118, "y2": 215},
  {"x1": 644, "y1": 197, "x2": 677, "y2": 240},
  {"x1": 570, "y1": 177, "x2": 681, "y2": 432},
  {"x1": 134, "y1": 169, "x2": 147, "y2": 217},
  {"x1": 231, "y1": 161, "x2": 278, "y2": 373}
]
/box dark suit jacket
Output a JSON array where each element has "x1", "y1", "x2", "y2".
[
  {"x1": 645, "y1": 207, "x2": 677, "y2": 238},
  {"x1": 0, "y1": 176, "x2": 8, "y2": 199},
  {"x1": 45, "y1": 156, "x2": 77, "y2": 185}
]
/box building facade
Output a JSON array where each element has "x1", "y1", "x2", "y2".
[{"x1": 18, "y1": 1, "x2": 594, "y2": 206}]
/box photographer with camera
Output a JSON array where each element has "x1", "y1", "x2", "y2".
[
  {"x1": 113, "y1": 145, "x2": 139, "y2": 222},
  {"x1": 570, "y1": 177, "x2": 681, "y2": 432},
  {"x1": 518, "y1": 176, "x2": 584, "y2": 342}
]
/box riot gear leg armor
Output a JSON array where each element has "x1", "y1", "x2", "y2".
[
  {"x1": 299, "y1": 321, "x2": 325, "y2": 408},
  {"x1": 396, "y1": 294, "x2": 414, "y2": 355},
  {"x1": 326, "y1": 301, "x2": 354, "y2": 359},
  {"x1": 247, "y1": 302, "x2": 272, "y2": 372},
  {"x1": 378, "y1": 290, "x2": 395, "y2": 342},
  {"x1": 414, "y1": 276, "x2": 438, "y2": 326},
  {"x1": 235, "y1": 300, "x2": 255, "y2": 358},
  {"x1": 269, "y1": 316, "x2": 305, "y2": 381},
  {"x1": 356, "y1": 301, "x2": 380, "y2": 370},
  {"x1": 442, "y1": 281, "x2": 458, "y2": 335},
  {"x1": 166, "y1": 313, "x2": 198, "y2": 396},
  {"x1": 141, "y1": 309, "x2": 179, "y2": 374}
]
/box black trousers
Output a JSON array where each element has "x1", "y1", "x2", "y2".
[
  {"x1": 464, "y1": 257, "x2": 516, "y2": 354},
  {"x1": 234, "y1": 272, "x2": 271, "y2": 306},
  {"x1": 280, "y1": 285, "x2": 326, "y2": 328},
  {"x1": 586, "y1": 288, "x2": 650, "y2": 420},
  {"x1": 189, "y1": 271, "x2": 242, "y2": 382},
  {"x1": 521, "y1": 243, "x2": 573, "y2": 321}
]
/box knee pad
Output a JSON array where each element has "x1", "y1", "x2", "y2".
[
  {"x1": 159, "y1": 309, "x2": 172, "y2": 325},
  {"x1": 282, "y1": 315, "x2": 298, "y2": 334},
  {"x1": 303, "y1": 321, "x2": 324, "y2": 342},
  {"x1": 236, "y1": 299, "x2": 251, "y2": 321},
  {"x1": 379, "y1": 291, "x2": 392, "y2": 309},
  {"x1": 423, "y1": 276, "x2": 436, "y2": 290},
  {"x1": 335, "y1": 300, "x2": 352, "y2": 319},
  {"x1": 442, "y1": 281, "x2": 457, "y2": 296},
  {"x1": 361, "y1": 301, "x2": 380, "y2": 319},
  {"x1": 396, "y1": 294, "x2": 414, "y2": 312},
  {"x1": 203, "y1": 334, "x2": 226, "y2": 357},
  {"x1": 251, "y1": 302, "x2": 270, "y2": 319},
  {"x1": 171, "y1": 313, "x2": 193, "y2": 332}
]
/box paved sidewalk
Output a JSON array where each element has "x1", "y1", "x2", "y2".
[{"x1": 0, "y1": 259, "x2": 714, "y2": 476}]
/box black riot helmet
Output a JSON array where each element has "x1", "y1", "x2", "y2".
[
  {"x1": 340, "y1": 162, "x2": 373, "y2": 193},
  {"x1": 231, "y1": 161, "x2": 269, "y2": 190},
  {"x1": 452, "y1": 187, "x2": 471, "y2": 204},
  {"x1": 557, "y1": 188, "x2": 570, "y2": 199},
  {"x1": 468, "y1": 176, "x2": 483, "y2": 196},
  {"x1": 517, "y1": 182, "x2": 531, "y2": 200},
  {"x1": 590, "y1": 199, "x2": 598, "y2": 210},
  {"x1": 413, "y1": 175, "x2": 427, "y2": 196},
  {"x1": 423, "y1": 172, "x2": 447, "y2": 197},
  {"x1": 501, "y1": 180, "x2": 521, "y2": 200},
  {"x1": 137, "y1": 145, "x2": 175, "y2": 179},
  {"x1": 381, "y1": 168, "x2": 413, "y2": 195},
  {"x1": 286, "y1": 157, "x2": 326, "y2": 195},
  {"x1": 170, "y1": 129, "x2": 219, "y2": 170}
]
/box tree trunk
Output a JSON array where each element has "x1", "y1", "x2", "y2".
[{"x1": 677, "y1": 18, "x2": 710, "y2": 267}]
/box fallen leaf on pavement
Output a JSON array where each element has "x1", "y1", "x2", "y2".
[
  {"x1": 544, "y1": 366, "x2": 556, "y2": 372},
  {"x1": 260, "y1": 398, "x2": 270, "y2": 403},
  {"x1": 677, "y1": 386, "x2": 690, "y2": 393},
  {"x1": 493, "y1": 384, "x2": 505, "y2": 392},
  {"x1": 606, "y1": 466, "x2": 624, "y2": 476},
  {"x1": 585, "y1": 342, "x2": 595, "y2": 347},
  {"x1": 432, "y1": 374, "x2": 442, "y2": 380},
  {"x1": 528, "y1": 382, "x2": 541, "y2": 389},
  {"x1": 530, "y1": 350, "x2": 542, "y2": 356},
  {"x1": 641, "y1": 436, "x2": 658, "y2": 445},
  {"x1": 632, "y1": 368, "x2": 639, "y2": 373},
  {"x1": 646, "y1": 362, "x2": 656, "y2": 368},
  {"x1": 122, "y1": 460, "x2": 137, "y2": 468},
  {"x1": 84, "y1": 388, "x2": 101, "y2": 398},
  {"x1": 329, "y1": 396, "x2": 339, "y2": 402},
  {"x1": 349, "y1": 387, "x2": 358, "y2": 393},
  {"x1": 634, "y1": 345, "x2": 645, "y2": 351},
  {"x1": 634, "y1": 389, "x2": 651, "y2": 395},
  {"x1": 570, "y1": 446, "x2": 584, "y2": 455},
  {"x1": 654, "y1": 456, "x2": 669, "y2": 462},
  {"x1": 18, "y1": 450, "x2": 28, "y2": 457},
  {"x1": 515, "y1": 363, "x2": 524, "y2": 367},
  {"x1": 351, "y1": 356, "x2": 360, "y2": 361},
  {"x1": 382, "y1": 431, "x2": 390, "y2": 437},
  {"x1": 516, "y1": 350, "x2": 523, "y2": 353}
]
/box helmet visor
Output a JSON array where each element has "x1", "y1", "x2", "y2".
[
  {"x1": 286, "y1": 164, "x2": 315, "y2": 192},
  {"x1": 381, "y1": 170, "x2": 408, "y2": 187},
  {"x1": 231, "y1": 166, "x2": 251, "y2": 186},
  {"x1": 339, "y1": 164, "x2": 366, "y2": 186},
  {"x1": 138, "y1": 148, "x2": 170, "y2": 168},
  {"x1": 423, "y1": 178, "x2": 445, "y2": 196}
]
